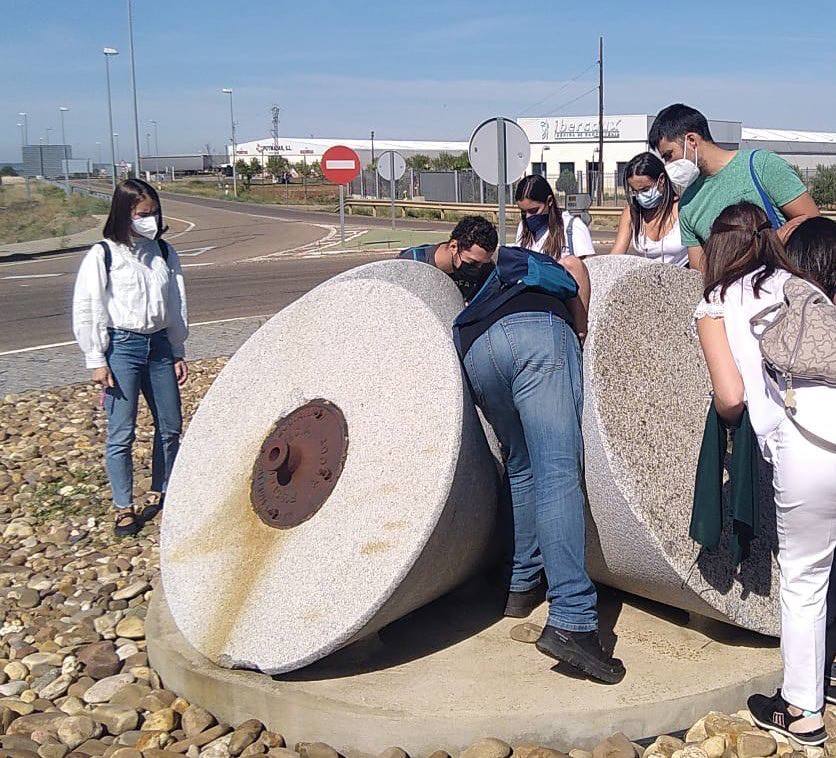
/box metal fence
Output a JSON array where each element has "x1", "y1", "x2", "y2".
[{"x1": 350, "y1": 168, "x2": 516, "y2": 204}]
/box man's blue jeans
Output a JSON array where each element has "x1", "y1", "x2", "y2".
[
  {"x1": 104, "y1": 328, "x2": 182, "y2": 509},
  {"x1": 463, "y1": 312, "x2": 597, "y2": 632}
]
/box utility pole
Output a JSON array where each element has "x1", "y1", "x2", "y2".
[
  {"x1": 370, "y1": 130, "x2": 375, "y2": 165},
  {"x1": 59, "y1": 107, "x2": 70, "y2": 193},
  {"x1": 221, "y1": 88, "x2": 237, "y2": 197},
  {"x1": 103, "y1": 47, "x2": 119, "y2": 189},
  {"x1": 597, "y1": 35, "x2": 604, "y2": 206},
  {"x1": 127, "y1": 0, "x2": 142, "y2": 177}
]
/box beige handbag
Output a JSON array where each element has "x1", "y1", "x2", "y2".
[{"x1": 750, "y1": 276, "x2": 836, "y2": 448}]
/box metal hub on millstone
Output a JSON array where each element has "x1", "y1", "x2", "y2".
[{"x1": 250, "y1": 400, "x2": 349, "y2": 529}]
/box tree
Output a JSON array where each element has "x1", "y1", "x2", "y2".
[
  {"x1": 266, "y1": 155, "x2": 290, "y2": 177},
  {"x1": 430, "y1": 152, "x2": 470, "y2": 171},
  {"x1": 810, "y1": 165, "x2": 836, "y2": 207},
  {"x1": 406, "y1": 154, "x2": 431, "y2": 171},
  {"x1": 556, "y1": 170, "x2": 578, "y2": 196},
  {"x1": 0, "y1": 166, "x2": 19, "y2": 177},
  {"x1": 235, "y1": 159, "x2": 258, "y2": 190}
]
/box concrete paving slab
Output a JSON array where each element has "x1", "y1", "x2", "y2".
[{"x1": 147, "y1": 581, "x2": 781, "y2": 758}]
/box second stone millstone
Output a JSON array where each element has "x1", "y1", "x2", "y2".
[{"x1": 159, "y1": 260, "x2": 502, "y2": 674}]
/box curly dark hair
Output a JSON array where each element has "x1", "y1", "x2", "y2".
[{"x1": 450, "y1": 215, "x2": 498, "y2": 255}]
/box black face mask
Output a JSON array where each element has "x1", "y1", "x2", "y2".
[{"x1": 450, "y1": 260, "x2": 490, "y2": 300}]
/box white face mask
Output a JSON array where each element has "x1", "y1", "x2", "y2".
[
  {"x1": 665, "y1": 140, "x2": 700, "y2": 191},
  {"x1": 635, "y1": 184, "x2": 663, "y2": 209},
  {"x1": 131, "y1": 215, "x2": 158, "y2": 239}
]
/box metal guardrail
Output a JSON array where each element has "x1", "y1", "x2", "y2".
[
  {"x1": 44, "y1": 178, "x2": 112, "y2": 201},
  {"x1": 344, "y1": 198, "x2": 621, "y2": 223}
]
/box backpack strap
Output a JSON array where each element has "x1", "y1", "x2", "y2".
[
  {"x1": 748, "y1": 150, "x2": 782, "y2": 230},
  {"x1": 100, "y1": 241, "x2": 112, "y2": 288},
  {"x1": 158, "y1": 239, "x2": 170, "y2": 263},
  {"x1": 566, "y1": 215, "x2": 575, "y2": 255}
]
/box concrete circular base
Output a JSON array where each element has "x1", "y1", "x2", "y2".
[{"x1": 147, "y1": 581, "x2": 782, "y2": 758}]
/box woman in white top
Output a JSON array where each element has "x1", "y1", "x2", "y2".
[
  {"x1": 611, "y1": 152, "x2": 688, "y2": 266},
  {"x1": 515, "y1": 174, "x2": 595, "y2": 258},
  {"x1": 695, "y1": 202, "x2": 836, "y2": 746},
  {"x1": 73, "y1": 179, "x2": 189, "y2": 537}
]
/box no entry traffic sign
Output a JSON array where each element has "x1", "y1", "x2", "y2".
[{"x1": 322, "y1": 145, "x2": 361, "y2": 184}]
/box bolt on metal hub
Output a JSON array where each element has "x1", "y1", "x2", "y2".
[{"x1": 250, "y1": 400, "x2": 349, "y2": 529}]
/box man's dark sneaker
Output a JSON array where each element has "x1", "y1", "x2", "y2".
[
  {"x1": 535, "y1": 625, "x2": 625, "y2": 684},
  {"x1": 747, "y1": 691, "x2": 827, "y2": 746},
  {"x1": 504, "y1": 581, "x2": 546, "y2": 618}
]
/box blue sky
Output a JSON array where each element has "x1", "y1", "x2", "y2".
[{"x1": 2, "y1": 0, "x2": 835, "y2": 162}]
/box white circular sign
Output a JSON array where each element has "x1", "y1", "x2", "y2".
[
  {"x1": 376, "y1": 150, "x2": 406, "y2": 182},
  {"x1": 468, "y1": 117, "x2": 531, "y2": 186}
]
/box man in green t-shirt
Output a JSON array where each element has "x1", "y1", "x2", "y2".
[{"x1": 648, "y1": 104, "x2": 819, "y2": 270}]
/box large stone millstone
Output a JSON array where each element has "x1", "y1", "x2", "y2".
[
  {"x1": 160, "y1": 260, "x2": 500, "y2": 674},
  {"x1": 582, "y1": 256, "x2": 779, "y2": 636}
]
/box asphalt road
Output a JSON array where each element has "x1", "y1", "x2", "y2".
[{"x1": 0, "y1": 192, "x2": 615, "y2": 354}]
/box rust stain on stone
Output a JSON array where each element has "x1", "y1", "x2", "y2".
[
  {"x1": 360, "y1": 540, "x2": 391, "y2": 556},
  {"x1": 382, "y1": 520, "x2": 407, "y2": 531},
  {"x1": 166, "y1": 478, "x2": 286, "y2": 660}
]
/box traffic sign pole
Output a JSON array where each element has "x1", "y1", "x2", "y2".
[
  {"x1": 496, "y1": 117, "x2": 507, "y2": 244},
  {"x1": 321, "y1": 145, "x2": 362, "y2": 249},
  {"x1": 389, "y1": 151, "x2": 396, "y2": 230},
  {"x1": 339, "y1": 185, "x2": 345, "y2": 244}
]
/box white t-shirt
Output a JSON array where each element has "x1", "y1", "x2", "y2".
[
  {"x1": 694, "y1": 268, "x2": 836, "y2": 455},
  {"x1": 514, "y1": 211, "x2": 595, "y2": 257}
]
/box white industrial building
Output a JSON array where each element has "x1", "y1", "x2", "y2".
[{"x1": 231, "y1": 136, "x2": 469, "y2": 167}]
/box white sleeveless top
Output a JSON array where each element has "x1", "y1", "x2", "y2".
[{"x1": 634, "y1": 221, "x2": 687, "y2": 266}]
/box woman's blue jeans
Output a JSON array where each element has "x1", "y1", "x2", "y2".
[
  {"x1": 104, "y1": 328, "x2": 182, "y2": 509},
  {"x1": 463, "y1": 312, "x2": 597, "y2": 632}
]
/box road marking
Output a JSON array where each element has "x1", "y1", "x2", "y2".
[
  {"x1": 0, "y1": 314, "x2": 274, "y2": 356},
  {"x1": 182, "y1": 262, "x2": 216, "y2": 268},
  {"x1": 165, "y1": 214, "x2": 196, "y2": 239},
  {"x1": 1, "y1": 273, "x2": 64, "y2": 280},
  {"x1": 178, "y1": 245, "x2": 216, "y2": 257}
]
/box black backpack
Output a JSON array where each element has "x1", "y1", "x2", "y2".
[{"x1": 99, "y1": 239, "x2": 169, "y2": 287}]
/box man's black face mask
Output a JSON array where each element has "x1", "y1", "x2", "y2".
[{"x1": 450, "y1": 260, "x2": 490, "y2": 301}]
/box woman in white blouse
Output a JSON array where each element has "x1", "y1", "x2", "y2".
[
  {"x1": 72, "y1": 179, "x2": 188, "y2": 536},
  {"x1": 514, "y1": 174, "x2": 595, "y2": 258},
  {"x1": 695, "y1": 202, "x2": 836, "y2": 746},
  {"x1": 610, "y1": 152, "x2": 687, "y2": 266}
]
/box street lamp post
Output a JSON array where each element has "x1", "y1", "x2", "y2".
[
  {"x1": 18, "y1": 113, "x2": 29, "y2": 146},
  {"x1": 221, "y1": 88, "x2": 237, "y2": 197},
  {"x1": 127, "y1": 0, "x2": 142, "y2": 178},
  {"x1": 103, "y1": 47, "x2": 119, "y2": 189},
  {"x1": 59, "y1": 106, "x2": 70, "y2": 193},
  {"x1": 114, "y1": 133, "x2": 121, "y2": 170},
  {"x1": 149, "y1": 120, "x2": 159, "y2": 178},
  {"x1": 45, "y1": 127, "x2": 53, "y2": 145},
  {"x1": 16, "y1": 123, "x2": 24, "y2": 147}
]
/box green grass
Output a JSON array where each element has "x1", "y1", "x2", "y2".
[
  {"x1": 0, "y1": 183, "x2": 108, "y2": 244},
  {"x1": 355, "y1": 228, "x2": 446, "y2": 251}
]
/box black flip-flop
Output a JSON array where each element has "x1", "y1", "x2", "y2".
[{"x1": 140, "y1": 494, "x2": 165, "y2": 522}]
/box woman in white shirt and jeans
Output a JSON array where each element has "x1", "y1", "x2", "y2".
[
  {"x1": 514, "y1": 174, "x2": 595, "y2": 258},
  {"x1": 73, "y1": 179, "x2": 188, "y2": 536},
  {"x1": 695, "y1": 202, "x2": 836, "y2": 745}
]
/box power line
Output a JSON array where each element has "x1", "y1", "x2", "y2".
[
  {"x1": 544, "y1": 85, "x2": 598, "y2": 116},
  {"x1": 517, "y1": 61, "x2": 597, "y2": 116}
]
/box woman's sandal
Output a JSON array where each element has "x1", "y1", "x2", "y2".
[{"x1": 114, "y1": 509, "x2": 142, "y2": 537}]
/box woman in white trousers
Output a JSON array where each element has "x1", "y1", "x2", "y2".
[{"x1": 695, "y1": 201, "x2": 836, "y2": 746}]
